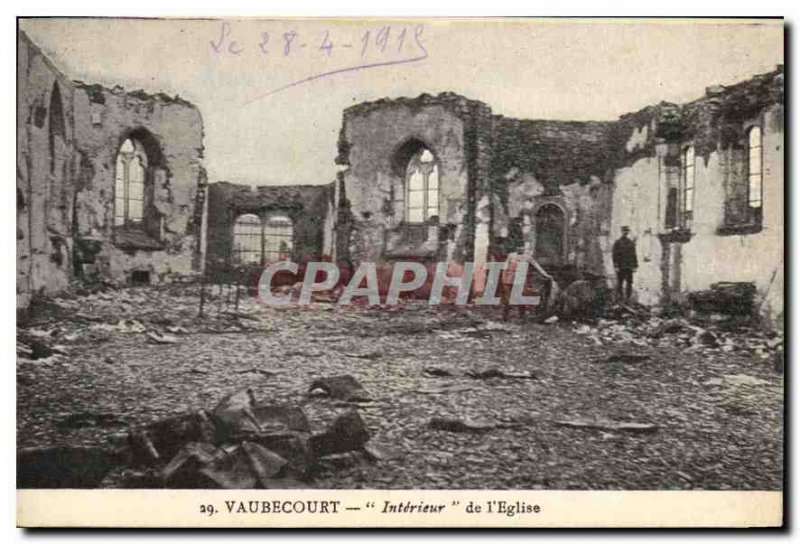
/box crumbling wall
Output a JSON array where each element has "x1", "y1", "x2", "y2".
[
  {"x1": 335, "y1": 93, "x2": 476, "y2": 265},
  {"x1": 17, "y1": 32, "x2": 77, "y2": 307},
  {"x1": 490, "y1": 117, "x2": 617, "y2": 283},
  {"x1": 679, "y1": 102, "x2": 784, "y2": 327},
  {"x1": 205, "y1": 181, "x2": 333, "y2": 280},
  {"x1": 608, "y1": 68, "x2": 784, "y2": 326},
  {"x1": 71, "y1": 82, "x2": 205, "y2": 285}
]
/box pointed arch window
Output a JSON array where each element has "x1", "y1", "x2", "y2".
[
  {"x1": 114, "y1": 138, "x2": 147, "y2": 226},
  {"x1": 405, "y1": 148, "x2": 439, "y2": 223}
]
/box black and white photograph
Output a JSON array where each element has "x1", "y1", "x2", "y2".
[{"x1": 14, "y1": 15, "x2": 784, "y2": 528}]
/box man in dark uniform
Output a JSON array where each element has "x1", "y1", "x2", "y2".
[{"x1": 612, "y1": 225, "x2": 638, "y2": 301}]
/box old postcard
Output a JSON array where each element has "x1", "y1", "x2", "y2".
[{"x1": 15, "y1": 16, "x2": 784, "y2": 528}]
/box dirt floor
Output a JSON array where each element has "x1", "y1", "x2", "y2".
[{"x1": 17, "y1": 285, "x2": 784, "y2": 490}]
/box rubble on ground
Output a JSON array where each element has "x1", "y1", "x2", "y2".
[
  {"x1": 17, "y1": 385, "x2": 375, "y2": 489},
  {"x1": 572, "y1": 305, "x2": 783, "y2": 370},
  {"x1": 308, "y1": 375, "x2": 371, "y2": 402},
  {"x1": 16, "y1": 284, "x2": 784, "y2": 490}
]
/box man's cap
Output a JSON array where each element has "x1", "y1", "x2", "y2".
[{"x1": 621, "y1": 225, "x2": 630, "y2": 232}]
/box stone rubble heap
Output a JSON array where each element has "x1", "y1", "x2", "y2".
[{"x1": 18, "y1": 381, "x2": 374, "y2": 489}]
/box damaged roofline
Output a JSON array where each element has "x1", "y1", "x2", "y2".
[{"x1": 72, "y1": 79, "x2": 199, "y2": 110}]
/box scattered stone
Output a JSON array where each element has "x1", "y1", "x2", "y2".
[
  {"x1": 544, "y1": 315, "x2": 559, "y2": 324},
  {"x1": 212, "y1": 387, "x2": 261, "y2": 432},
  {"x1": 309, "y1": 409, "x2": 370, "y2": 458},
  {"x1": 308, "y1": 375, "x2": 370, "y2": 402},
  {"x1": 128, "y1": 410, "x2": 216, "y2": 465},
  {"x1": 247, "y1": 432, "x2": 312, "y2": 474},
  {"x1": 251, "y1": 404, "x2": 311, "y2": 434},
  {"x1": 362, "y1": 443, "x2": 399, "y2": 462},
  {"x1": 466, "y1": 368, "x2": 537, "y2": 380},
  {"x1": 688, "y1": 282, "x2": 756, "y2": 316},
  {"x1": 146, "y1": 331, "x2": 179, "y2": 344},
  {"x1": 56, "y1": 412, "x2": 128, "y2": 430},
  {"x1": 18, "y1": 446, "x2": 122, "y2": 488},
  {"x1": 352, "y1": 350, "x2": 382, "y2": 360},
  {"x1": 722, "y1": 374, "x2": 770, "y2": 387},
  {"x1": 423, "y1": 367, "x2": 454, "y2": 377},
  {"x1": 649, "y1": 318, "x2": 692, "y2": 337},
  {"x1": 694, "y1": 329, "x2": 719, "y2": 347},
  {"x1": 162, "y1": 441, "x2": 288, "y2": 489},
  {"x1": 553, "y1": 418, "x2": 659, "y2": 433},
  {"x1": 239, "y1": 441, "x2": 290, "y2": 485},
  {"x1": 161, "y1": 442, "x2": 222, "y2": 488},
  {"x1": 562, "y1": 280, "x2": 597, "y2": 316},
  {"x1": 766, "y1": 336, "x2": 783, "y2": 350},
  {"x1": 236, "y1": 368, "x2": 276, "y2": 377},
  {"x1": 315, "y1": 451, "x2": 368, "y2": 471}
]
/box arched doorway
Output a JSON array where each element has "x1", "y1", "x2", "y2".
[{"x1": 535, "y1": 203, "x2": 566, "y2": 265}]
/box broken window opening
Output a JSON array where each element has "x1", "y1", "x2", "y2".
[
  {"x1": 748, "y1": 125, "x2": 763, "y2": 223},
  {"x1": 405, "y1": 147, "x2": 439, "y2": 224},
  {"x1": 233, "y1": 214, "x2": 263, "y2": 265},
  {"x1": 681, "y1": 146, "x2": 695, "y2": 226},
  {"x1": 720, "y1": 124, "x2": 764, "y2": 234},
  {"x1": 114, "y1": 138, "x2": 148, "y2": 227},
  {"x1": 264, "y1": 213, "x2": 294, "y2": 262}
]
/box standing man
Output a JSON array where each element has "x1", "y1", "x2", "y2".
[{"x1": 612, "y1": 225, "x2": 638, "y2": 302}]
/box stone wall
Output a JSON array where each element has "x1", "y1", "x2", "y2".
[
  {"x1": 71, "y1": 83, "x2": 206, "y2": 285},
  {"x1": 335, "y1": 93, "x2": 478, "y2": 267},
  {"x1": 17, "y1": 32, "x2": 78, "y2": 307},
  {"x1": 335, "y1": 67, "x2": 783, "y2": 323},
  {"x1": 489, "y1": 117, "x2": 617, "y2": 281},
  {"x1": 17, "y1": 31, "x2": 206, "y2": 309},
  {"x1": 205, "y1": 181, "x2": 334, "y2": 280}
]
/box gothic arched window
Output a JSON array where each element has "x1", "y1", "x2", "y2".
[
  {"x1": 114, "y1": 138, "x2": 147, "y2": 226},
  {"x1": 405, "y1": 148, "x2": 439, "y2": 223}
]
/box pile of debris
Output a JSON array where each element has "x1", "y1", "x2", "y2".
[
  {"x1": 16, "y1": 287, "x2": 268, "y2": 361},
  {"x1": 687, "y1": 282, "x2": 756, "y2": 316},
  {"x1": 574, "y1": 312, "x2": 783, "y2": 371},
  {"x1": 18, "y1": 384, "x2": 374, "y2": 489}
]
